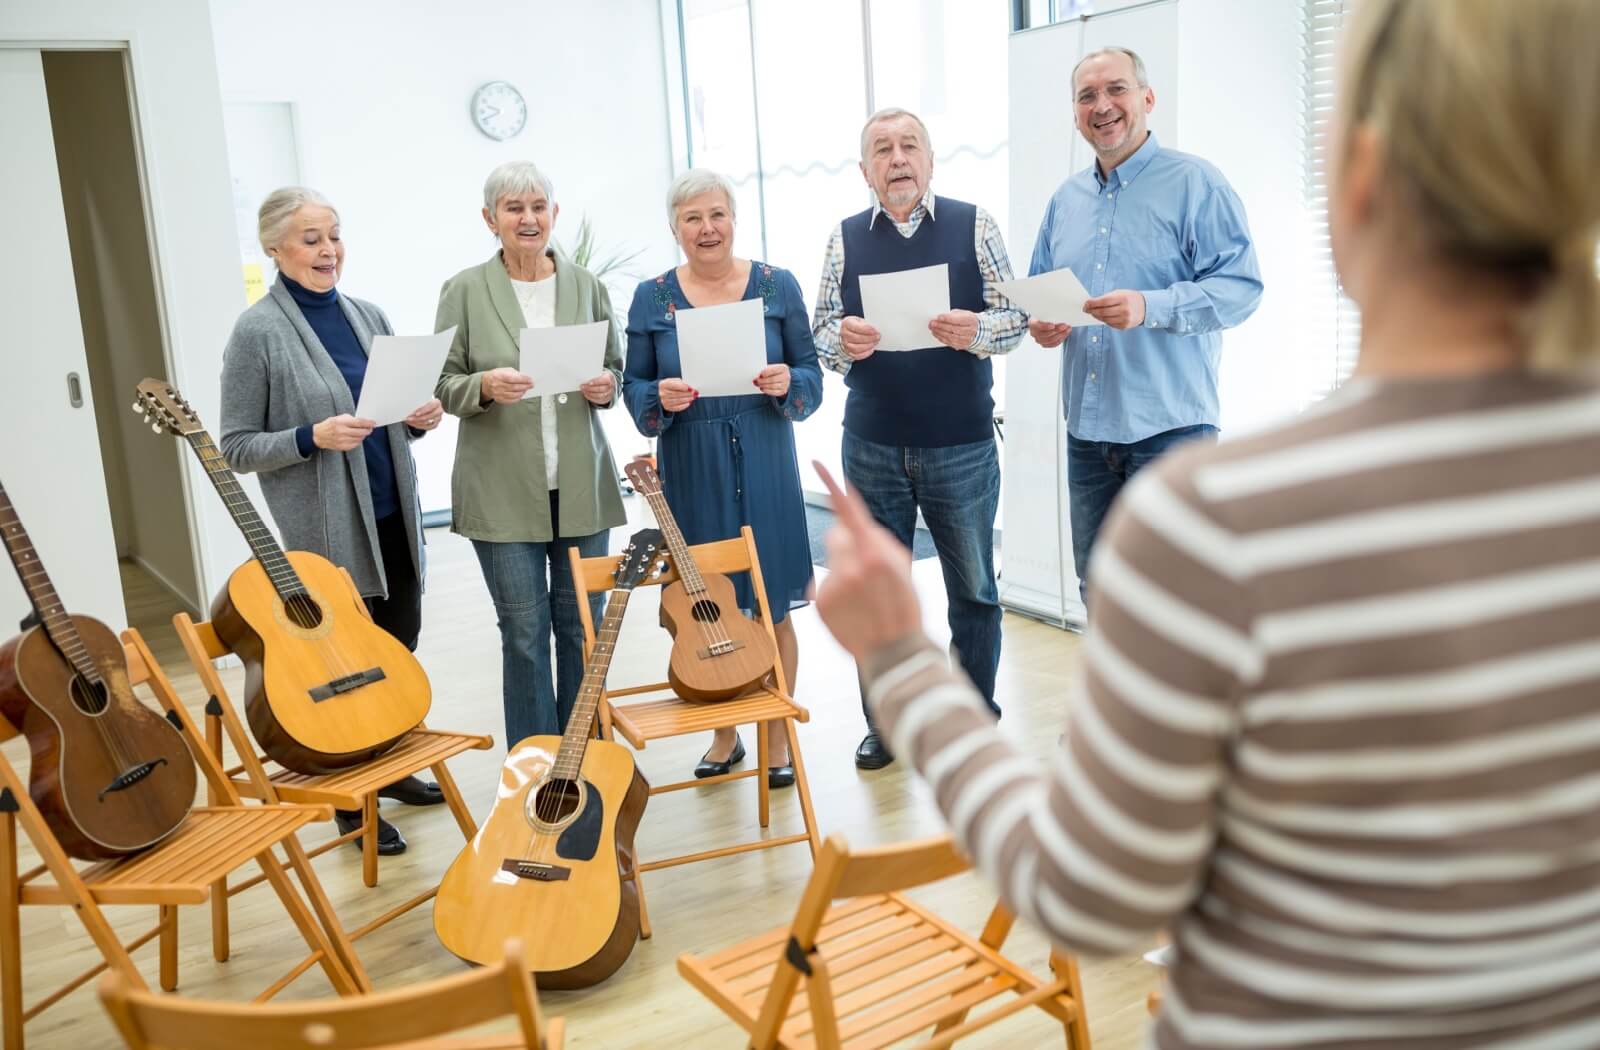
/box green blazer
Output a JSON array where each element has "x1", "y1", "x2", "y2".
[{"x1": 434, "y1": 251, "x2": 626, "y2": 543}]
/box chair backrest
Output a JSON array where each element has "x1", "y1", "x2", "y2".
[
  {"x1": 121, "y1": 626, "x2": 248, "y2": 807},
  {"x1": 787, "y1": 834, "x2": 971, "y2": 949},
  {"x1": 99, "y1": 939, "x2": 552, "y2": 1049}
]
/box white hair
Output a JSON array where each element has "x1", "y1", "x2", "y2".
[
  {"x1": 1071, "y1": 46, "x2": 1150, "y2": 92},
  {"x1": 859, "y1": 107, "x2": 932, "y2": 162},
  {"x1": 483, "y1": 160, "x2": 555, "y2": 213},
  {"x1": 257, "y1": 186, "x2": 337, "y2": 255},
  {"x1": 666, "y1": 168, "x2": 738, "y2": 227}
]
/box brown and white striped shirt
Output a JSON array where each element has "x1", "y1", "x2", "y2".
[{"x1": 865, "y1": 370, "x2": 1600, "y2": 1048}]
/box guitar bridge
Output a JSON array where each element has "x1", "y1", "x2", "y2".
[
  {"x1": 308, "y1": 667, "x2": 387, "y2": 702},
  {"x1": 501, "y1": 859, "x2": 571, "y2": 882},
  {"x1": 97, "y1": 759, "x2": 169, "y2": 802},
  {"x1": 697, "y1": 640, "x2": 746, "y2": 659}
]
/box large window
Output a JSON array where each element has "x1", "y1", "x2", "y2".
[
  {"x1": 666, "y1": 0, "x2": 1014, "y2": 493},
  {"x1": 1303, "y1": 0, "x2": 1361, "y2": 395}
]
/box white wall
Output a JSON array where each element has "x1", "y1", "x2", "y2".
[
  {"x1": 207, "y1": 0, "x2": 681, "y2": 512},
  {"x1": 1, "y1": 0, "x2": 265, "y2": 613}
]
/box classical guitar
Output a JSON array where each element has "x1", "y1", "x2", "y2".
[
  {"x1": 0, "y1": 479, "x2": 196, "y2": 859},
  {"x1": 621, "y1": 460, "x2": 777, "y2": 702},
  {"x1": 134, "y1": 378, "x2": 430, "y2": 775},
  {"x1": 434, "y1": 529, "x2": 659, "y2": 988}
]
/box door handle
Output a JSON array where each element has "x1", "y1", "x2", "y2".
[{"x1": 66, "y1": 371, "x2": 84, "y2": 408}]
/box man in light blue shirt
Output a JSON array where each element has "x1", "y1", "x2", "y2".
[{"x1": 1029, "y1": 47, "x2": 1262, "y2": 601}]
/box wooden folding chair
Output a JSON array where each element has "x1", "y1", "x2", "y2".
[
  {"x1": 99, "y1": 937, "x2": 563, "y2": 1050},
  {"x1": 678, "y1": 834, "x2": 1092, "y2": 1050},
  {"x1": 0, "y1": 628, "x2": 362, "y2": 1050},
  {"x1": 169, "y1": 601, "x2": 491, "y2": 970},
  {"x1": 571, "y1": 526, "x2": 821, "y2": 939}
]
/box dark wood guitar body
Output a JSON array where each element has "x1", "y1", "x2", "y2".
[
  {"x1": 0, "y1": 616, "x2": 195, "y2": 860},
  {"x1": 658, "y1": 573, "x2": 780, "y2": 703},
  {"x1": 624, "y1": 461, "x2": 778, "y2": 702}
]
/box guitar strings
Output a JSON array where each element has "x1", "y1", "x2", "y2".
[{"x1": 639, "y1": 486, "x2": 737, "y2": 657}]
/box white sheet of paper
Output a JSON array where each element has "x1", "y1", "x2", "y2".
[
  {"x1": 674, "y1": 297, "x2": 768, "y2": 397},
  {"x1": 994, "y1": 267, "x2": 1103, "y2": 327},
  {"x1": 353, "y1": 326, "x2": 457, "y2": 426},
  {"x1": 858, "y1": 263, "x2": 951, "y2": 351},
  {"x1": 518, "y1": 320, "x2": 609, "y2": 399}
]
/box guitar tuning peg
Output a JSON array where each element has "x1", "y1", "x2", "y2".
[
  {"x1": 151, "y1": 422, "x2": 163, "y2": 433},
  {"x1": 130, "y1": 401, "x2": 143, "y2": 413}
]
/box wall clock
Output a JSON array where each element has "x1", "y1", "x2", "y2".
[{"x1": 471, "y1": 81, "x2": 527, "y2": 141}]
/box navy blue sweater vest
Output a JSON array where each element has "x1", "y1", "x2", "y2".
[{"x1": 839, "y1": 196, "x2": 991, "y2": 448}]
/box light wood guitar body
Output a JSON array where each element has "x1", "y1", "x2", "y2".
[
  {"x1": 433, "y1": 529, "x2": 664, "y2": 988},
  {"x1": 433, "y1": 734, "x2": 648, "y2": 988},
  {"x1": 134, "y1": 377, "x2": 431, "y2": 776},
  {"x1": 212, "y1": 552, "x2": 432, "y2": 775}
]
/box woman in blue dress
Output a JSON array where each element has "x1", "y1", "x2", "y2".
[{"x1": 623, "y1": 168, "x2": 823, "y2": 789}]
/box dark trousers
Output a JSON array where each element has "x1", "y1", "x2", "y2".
[
  {"x1": 365, "y1": 511, "x2": 422, "y2": 651},
  {"x1": 1067, "y1": 424, "x2": 1218, "y2": 605},
  {"x1": 843, "y1": 432, "x2": 1003, "y2": 732}
]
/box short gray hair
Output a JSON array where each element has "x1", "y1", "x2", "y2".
[
  {"x1": 1071, "y1": 47, "x2": 1149, "y2": 93},
  {"x1": 859, "y1": 107, "x2": 932, "y2": 162},
  {"x1": 666, "y1": 168, "x2": 737, "y2": 227},
  {"x1": 257, "y1": 186, "x2": 337, "y2": 255},
  {"x1": 482, "y1": 160, "x2": 554, "y2": 213}
]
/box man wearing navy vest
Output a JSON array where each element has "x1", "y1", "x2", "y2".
[{"x1": 813, "y1": 108, "x2": 1026, "y2": 770}]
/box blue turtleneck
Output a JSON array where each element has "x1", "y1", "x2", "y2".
[{"x1": 283, "y1": 274, "x2": 400, "y2": 519}]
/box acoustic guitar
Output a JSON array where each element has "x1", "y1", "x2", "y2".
[
  {"x1": 434, "y1": 529, "x2": 660, "y2": 988},
  {"x1": 0, "y1": 478, "x2": 196, "y2": 859},
  {"x1": 622, "y1": 460, "x2": 777, "y2": 702},
  {"x1": 134, "y1": 378, "x2": 430, "y2": 775}
]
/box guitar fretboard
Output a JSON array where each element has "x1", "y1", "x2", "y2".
[
  {"x1": 635, "y1": 487, "x2": 707, "y2": 596},
  {"x1": 551, "y1": 590, "x2": 631, "y2": 781},
  {"x1": 0, "y1": 481, "x2": 98, "y2": 683},
  {"x1": 185, "y1": 432, "x2": 308, "y2": 602}
]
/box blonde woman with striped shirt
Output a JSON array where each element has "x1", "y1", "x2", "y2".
[{"x1": 814, "y1": 0, "x2": 1600, "y2": 1045}]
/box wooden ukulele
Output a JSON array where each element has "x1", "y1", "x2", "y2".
[
  {"x1": 434, "y1": 529, "x2": 660, "y2": 988},
  {"x1": 134, "y1": 378, "x2": 430, "y2": 775},
  {"x1": 622, "y1": 460, "x2": 777, "y2": 702},
  {"x1": 0, "y1": 479, "x2": 196, "y2": 859}
]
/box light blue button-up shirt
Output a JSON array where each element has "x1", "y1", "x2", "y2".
[{"x1": 1030, "y1": 133, "x2": 1263, "y2": 444}]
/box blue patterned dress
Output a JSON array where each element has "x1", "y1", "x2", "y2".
[{"x1": 622, "y1": 263, "x2": 822, "y2": 622}]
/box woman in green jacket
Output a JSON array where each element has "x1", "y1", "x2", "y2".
[{"x1": 435, "y1": 161, "x2": 627, "y2": 749}]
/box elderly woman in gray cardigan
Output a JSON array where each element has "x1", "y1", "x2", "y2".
[
  {"x1": 435, "y1": 161, "x2": 626, "y2": 752},
  {"x1": 219, "y1": 186, "x2": 445, "y2": 856}
]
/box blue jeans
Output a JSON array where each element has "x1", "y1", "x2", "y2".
[
  {"x1": 1068, "y1": 424, "x2": 1218, "y2": 604},
  {"x1": 470, "y1": 494, "x2": 608, "y2": 750},
  {"x1": 843, "y1": 432, "x2": 1002, "y2": 723}
]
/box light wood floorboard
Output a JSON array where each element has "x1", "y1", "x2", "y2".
[{"x1": 3, "y1": 500, "x2": 1157, "y2": 1048}]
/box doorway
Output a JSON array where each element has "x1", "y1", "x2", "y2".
[{"x1": 40, "y1": 50, "x2": 203, "y2": 622}]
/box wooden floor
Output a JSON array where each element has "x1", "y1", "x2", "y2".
[{"x1": 3, "y1": 496, "x2": 1159, "y2": 1048}]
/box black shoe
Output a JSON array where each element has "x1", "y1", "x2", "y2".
[
  {"x1": 334, "y1": 809, "x2": 407, "y2": 856},
  {"x1": 855, "y1": 732, "x2": 894, "y2": 770},
  {"x1": 767, "y1": 765, "x2": 795, "y2": 789},
  {"x1": 694, "y1": 736, "x2": 746, "y2": 779},
  {"x1": 377, "y1": 774, "x2": 444, "y2": 806}
]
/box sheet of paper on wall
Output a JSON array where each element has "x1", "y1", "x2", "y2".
[
  {"x1": 519, "y1": 320, "x2": 609, "y2": 399},
  {"x1": 858, "y1": 263, "x2": 951, "y2": 351},
  {"x1": 994, "y1": 268, "x2": 1103, "y2": 327},
  {"x1": 674, "y1": 296, "x2": 768, "y2": 397},
  {"x1": 353, "y1": 326, "x2": 457, "y2": 426}
]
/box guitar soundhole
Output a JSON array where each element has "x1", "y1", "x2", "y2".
[
  {"x1": 690, "y1": 599, "x2": 723, "y2": 624},
  {"x1": 530, "y1": 778, "x2": 582, "y2": 825},
  {"x1": 68, "y1": 674, "x2": 109, "y2": 716},
  {"x1": 281, "y1": 592, "x2": 325, "y2": 630}
]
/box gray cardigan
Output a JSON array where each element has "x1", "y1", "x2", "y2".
[{"x1": 219, "y1": 277, "x2": 425, "y2": 599}]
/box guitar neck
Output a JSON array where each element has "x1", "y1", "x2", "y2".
[
  {"x1": 182, "y1": 431, "x2": 307, "y2": 599},
  {"x1": 636, "y1": 487, "x2": 707, "y2": 595},
  {"x1": 551, "y1": 590, "x2": 632, "y2": 779},
  {"x1": 0, "y1": 481, "x2": 98, "y2": 681}
]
